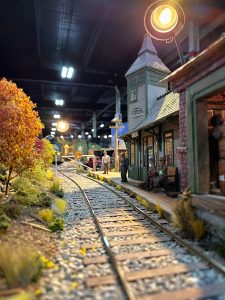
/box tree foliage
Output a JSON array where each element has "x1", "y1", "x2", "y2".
[{"x1": 0, "y1": 78, "x2": 43, "y2": 194}]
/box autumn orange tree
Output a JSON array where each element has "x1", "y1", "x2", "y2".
[{"x1": 0, "y1": 78, "x2": 43, "y2": 194}]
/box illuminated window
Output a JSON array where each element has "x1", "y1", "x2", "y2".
[
  {"x1": 130, "y1": 90, "x2": 137, "y2": 102},
  {"x1": 131, "y1": 142, "x2": 135, "y2": 165},
  {"x1": 164, "y1": 131, "x2": 173, "y2": 166}
]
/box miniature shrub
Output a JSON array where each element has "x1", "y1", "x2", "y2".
[
  {"x1": 23, "y1": 165, "x2": 48, "y2": 187},
  {"x1": 11, "y1": 178, "x2": 40, "y2": 206},
  {"x1": 156, "y1": 204, "x2": 164, "y2": 218},
  {"x1": 173, "y1": 199, "x2": 195, "y2": 238},
  {"x1": 38, "y1": 192, "x2": 53, "y2": 207},
  {"x1": 6, "y1": 291, "x2": 34, "y2": 300},
  {"x1": 116, "y1": 185, "x2": 122, "y2": 191},
  {"x1": 0, "y1": 244, "x2": 42, "y2": 287},
  {"x1": 0, "y1": 213, "x2": 10, "y2": 232},
  {"x1": 191, "y1": 219, "x2": 205, "y2": 241},
  {"x1": 47, "y1": 169, "x2": 54, "y2": 180},
  {"x1": 2, "y1": 201, "x2": 23, "y2": 218},
  {"x1": 53, "y1": 198, "x2": 68, "y2": 215},
  {"x1": 39, "y1": 208, "x2": 54, "y2": 224},
  {"x1": 50, "y1": 178, "x2": 64, "y2": 198},
  {"x1": 49, "y1": 217, "x2": 64, "y2": 232}
]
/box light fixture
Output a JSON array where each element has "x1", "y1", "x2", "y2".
[
  {"x1": 88, "y1": 135, "x2": 91, "y2": 139},
  {"x1": 54, "y1": 114, "x2": 61, "y2": 119},
  {"x1": 55, "y1": 99, "x2": 64, "y2": 106},
  {"x1": 91, "y1": 129, "x2": 94, "y2": 132},
  {"x1": 56, "y1": 120, "x2": 69, "y2": 132},
  {"x1": 98, "y1": 135, "x2": 100, "y2": 138},
  {"x1": 144, "y1": 0, "x2": 185, "y2": 64},
  {"x1": 61, "y1": 66, "x2": 74, "y2": 79},
  {"x1": 78, "y1": 135, "x2": 82, "y2": 139},
  {"x1": 100, "y1": 123, "x2": 104, "y2": 128},
  {"x1": 104, "y1": 135, "x2": 107, "y2": 139},
  {"x1": 51, "y1": 132, "x2": 55, "y2": 135},
  {"x1": 60, "y1": 135, "x2": 64, "y2": 139},
  {"x1": 52, "y1": 122, "x2": 57, "y2": 126},
  {"x1": 51, "y1": 128, "x2": 56, "y2": 131},
  {"x1": 144, "y1": 0, "x2": 185, "y2": 42},
  {"x1": 85, "y1": 132, "x2": 89, "y2": 135},
  {"x1": 108, "y1": 134, "x2": 112, "y2": 138},
  {"x1": 70, "y1": 134, "x2": 74, "y2": 138}
]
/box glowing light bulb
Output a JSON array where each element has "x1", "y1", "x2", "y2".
[{"x1": 159, "y1": 7, "x2": 172, "y2": 25}]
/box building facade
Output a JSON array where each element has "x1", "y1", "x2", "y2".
[{"x1": 123, "y1": 34, "x2": 180, "y2": 184}]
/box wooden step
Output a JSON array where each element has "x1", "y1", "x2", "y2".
[
  {"x1": 81, "y1": 236, "x2": 171, "y2": 249},
  {"x1": 86, "y1": 262, "x2": 208, "y2": 287},
  {"x1": 83, "y1": 248, "x2": 185, "y2": 265},
  {"x1": 139, "y1": 282, "x2": 225, "y2": 300}
]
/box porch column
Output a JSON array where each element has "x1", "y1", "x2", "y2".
[{"x1": 92, "y1": 112, "x2": 97, "y2": 138}]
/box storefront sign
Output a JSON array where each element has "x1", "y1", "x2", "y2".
[{"x1": 130, "y1": 107, "x2": 144, "y2": 118}]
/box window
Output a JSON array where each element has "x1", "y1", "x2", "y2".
[
  {"x1": 164, "y1": 131, "x2": 174, "y2": 166},
  {"x1": 131, "y1": 142, "x2": 135, "y2": 165},
  {"x1": 143, "y1": 137, "x2": 147, "y2": 166},
  {"x1": 130, "y1": 90, "x2": 137, "y2": 102}
]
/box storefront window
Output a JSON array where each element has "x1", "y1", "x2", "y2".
[
  {"x1": 164, "y1": 132, "x2": 173, "y2": 166},
  {"x1": 131, "y1": 142, "x2": 135, "y2": 165},
  {"x1": 147, "y1": 136, "x2": 154, "y2": 169}
]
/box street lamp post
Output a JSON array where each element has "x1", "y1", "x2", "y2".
[{"x1": 110, "y1": 115, "x2": 124, "y2": 172}]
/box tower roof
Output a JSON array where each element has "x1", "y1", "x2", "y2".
[{"x1": 126, "y1": 34, "x2": 170, "y2": 76}]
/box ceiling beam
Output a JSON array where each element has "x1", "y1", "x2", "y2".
[{"x1": 10, "y1": 78, "x2": 115, "y2": 89}]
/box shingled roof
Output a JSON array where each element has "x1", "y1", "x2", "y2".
[
  {"x1": 125, "y1": 34, "x2": 171, "y2": 76},
  {"x1": 125, "y1": 92, "x2": 179, "y2": 135}
]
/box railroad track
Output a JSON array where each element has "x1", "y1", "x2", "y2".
[{"x1": 59, "y1": 165, "x2": 225, "y2": 300}]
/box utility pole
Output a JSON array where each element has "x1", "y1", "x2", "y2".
[{"x1": 110, "y1": 115, "x2": 124, "y2": 172}]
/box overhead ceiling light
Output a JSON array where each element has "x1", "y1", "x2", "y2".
[
  {"x1": 88, "y1": 135, "x2": 91, "y2": 139},
  {"x1": 51, "y1": 132, "x2": 55, "y2": 135},
  {"x1": 104, "y1": 135, "x2": 107, "y2": 139},
  {"x1": 55, "y1": 99, "x2": 64, "y2": 106},
  {"x1": 100, "y1": 123, "x2": 104, "y2": 128},
  {"x1": 60, "y1": 135, "x2": 64, "y2": 139},
  {"x1": 52, "y1": 122, "x2": 57, "y2": 126},
  {"x1": 91, "y1": 129, "x2": 94, "y2": 132},
  {"x1": 61, "y1": 66, "x2": 67, "y2": 78},
  {"x1": 67, "y1": 67, "x2": 74, "y2": 79},
  {"x1": 98, "y1": 135, "x2": 100, "y2": 138},
  {"x1": 56, "y1": 120, "x2": 69, "y2": 132},
  {"x1": 108, "y1": 134, "x2": 112, "y2": 138},
  {"x1": 51, "y1": 128, "x2": 56, "y2": 131},
  {"x1": 54, "y1": 114, "x2": 61, "y2": 119},
  {"x1": 85, "y1": 132, "x2": 89, "y2": 135},
  {"x1": 70, "y1": 134, "x2": 74, "y2": 138},
  {"x1": 61, "y1": 66, "x2": 74, "y2": 79},
  {"x1": 78, "y1": 135, "x2": 82, "y2": 139}
]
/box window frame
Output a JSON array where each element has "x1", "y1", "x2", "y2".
[{"x1": 164, "y1": 130, "x2": 174, "y2": 166}]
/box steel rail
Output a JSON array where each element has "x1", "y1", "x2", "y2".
[
  {"x1": 59, "y1": 170, "x2": 136, "y2": 300},
  {"x1": 63, "y1": 167, "x2": 225, "y2": 277}
]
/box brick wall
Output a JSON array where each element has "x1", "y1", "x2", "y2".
[{"x1": 178, "y1": 91, "x2": 188, "y2": 190}]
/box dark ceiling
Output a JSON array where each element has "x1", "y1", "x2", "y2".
[{"x1": 0, "y1": 0, "x2": 225, "y2": 137}]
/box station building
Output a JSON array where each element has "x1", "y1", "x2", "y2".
[
  {"x1": 162, "y1": 33, "x2": 225, "y2": 196},
  {"x1": 123, "y1": 34, "x2": 180, "y2": 184}
]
